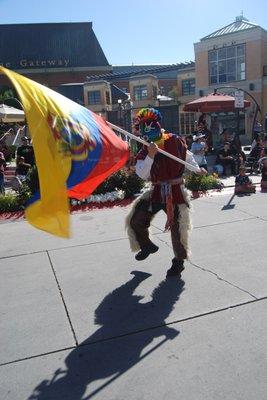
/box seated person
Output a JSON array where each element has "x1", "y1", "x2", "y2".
[
  {"x1": 216, "y1": 142, "x2": 236, "y2": 176},
  {"x1": 247, "y1": 138, "x2": 263, "y2": 173},
  {"x1": 15, "y1": 156, "x2": 31, "y2": 182},
  {"x1": 219, "y1": 128, "x2": 232, "y2": 148},
  {"x1": 235, "y1": 165, "x2": 256, "y2": 194},
  {"x1": 251, "y1": 133, "x2": 263, "y2": 151},
  {"x1": 190, "y1": 132, "x2": 208, "y2": 170},
  {"x1": 249, "y1": 138, "x2": 263, "y2": 160},
  {"x1": 259, "y1": 153, "x2": 267, "y2": 192},
  {"x1": 230, "y1": 133, "x2": 242, "y2": 155}
]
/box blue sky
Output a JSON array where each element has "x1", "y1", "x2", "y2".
[{"x1": 1, "y1": 0, "x2": 267, "y2": 65}]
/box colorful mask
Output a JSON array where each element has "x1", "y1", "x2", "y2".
[{"x1": 136, "y1": 108, "x2": 162, "y2": 142}]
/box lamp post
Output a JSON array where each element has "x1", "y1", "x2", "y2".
[
  {"x1": 123, "y1": 100, "x2": 133, "y2": 132},
  {"x1": 117, "y1": 98, "x2": 123, "y2": 127}
]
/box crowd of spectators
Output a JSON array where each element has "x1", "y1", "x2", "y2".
[
  {"x1": 0, "y1": 125, "x2": 35, "y2": 194},
  {"x1": 186, "y1": 114, "x2": 267, "y2": 177}
]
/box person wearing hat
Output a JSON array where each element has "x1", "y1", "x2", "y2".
[
  {"x1": 126, "y1": 108, "x2": 206, "y2": 278},
  {"x1": 16, "y1": 136, "x2": 35, "y2": 167},
  {"x1": 190, "y1": 132, "x2": 208, "y2": 170},
  {"x1": 235, "y1": 165, "x2": 256, "y2": 194}
]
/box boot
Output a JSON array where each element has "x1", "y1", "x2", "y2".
[
  {"x1": 166, "y1": 258, "x2": 184, "y2": 277},
  {"x1": 135, "y1": 242, "x2": 159, "y2": 261}
]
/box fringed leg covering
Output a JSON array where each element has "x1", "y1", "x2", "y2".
[
  {"x1": 125, "y1": 190, "x2": 152, "y2": 252},
  {"x1": 177, "y1": 185, "x2": 192, "y2": 259}
]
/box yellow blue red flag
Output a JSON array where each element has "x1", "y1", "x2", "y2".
[{"x1": 0, "y1": 67, "x2": 129, "y2": 238}]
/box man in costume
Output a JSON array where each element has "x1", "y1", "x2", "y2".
[{"x1": 126, "y1": 108, "x2": 206, "y2": 278}]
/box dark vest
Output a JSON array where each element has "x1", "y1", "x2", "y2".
[{"x1": 136, "y1": 134, "x2": 187, "y2": 204}]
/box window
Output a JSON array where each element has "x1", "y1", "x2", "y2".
[
  {"x1": 180, "y1": 113, "x2": 195, "y2": 135},
  {"x1": 88, "y1": 90, "x2": 101, "y2": 105},
  {"x1": 182, "y1": 79, "x2": 195, "y2": 96},
  {"x1": 209, "y1": 44, "x2": 246, "y2": 84},
  {"x1": 133, "y1": 85, "x2": 148, "y2": 100}
]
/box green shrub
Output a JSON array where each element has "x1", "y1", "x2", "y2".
[
  {"x1": 25, "y1": 165, "x2": 39, "y2": 194},
  {"x1": 185, "y1": 173, "x2": 223, "y2": 192},
  {"x1": 16, "y1": 183, "x2": 32, "y2": 207},
  {"x1": 93, "y1": 169, "x2": 145, "y2": 198},
  {"x1": 0, "y1": 184, "x2": 31, "y2": 213},
  {"x1": 0, "y1": 168, "x2": 145, "y2": 213},
  {"x1": 0, "y1": 193, "x2": 21, "y2": 212}
]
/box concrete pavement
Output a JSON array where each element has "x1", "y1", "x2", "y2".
[{"x1": 0, "y1": 189, "x2": 266, "y2": 400}]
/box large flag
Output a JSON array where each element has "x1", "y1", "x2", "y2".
[{"x1": 0, "y1": 67, "x2": 129, "y2": 238}]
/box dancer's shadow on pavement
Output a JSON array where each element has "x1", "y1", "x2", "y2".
[{"x1": 29, "y1": 271, "x2": 185, "y2": 400}]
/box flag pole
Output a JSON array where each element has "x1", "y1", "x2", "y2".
[{"x1": 107, "y1": 121, "x2": 199, "y2": 173}]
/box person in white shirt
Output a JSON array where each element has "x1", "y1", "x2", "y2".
[{"x1": 190, "y1": 132, "x2": 208, "y2": 170}]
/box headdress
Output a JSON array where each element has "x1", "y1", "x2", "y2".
[{"x1": 135, "y1": 108, "x2": 162, "y2": 142}]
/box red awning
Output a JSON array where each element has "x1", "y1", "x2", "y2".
[{"x1": 183, "y1": 92, "x2": 250, "y2": 113}]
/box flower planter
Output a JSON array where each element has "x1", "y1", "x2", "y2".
[{"x1": 0, "y1": 192, "x2": 134, "y2": 221}]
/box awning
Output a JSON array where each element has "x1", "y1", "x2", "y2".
[
  {"x1": 183, "y1": 92, "x2": 250, "y2": 113},
  {"x1": 0, "y1": 103, "x2": 25, "y2": 123}
]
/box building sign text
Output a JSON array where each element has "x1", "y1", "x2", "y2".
[{"x1": 0, "y1": 59, "x2": 70, "y2": 69}]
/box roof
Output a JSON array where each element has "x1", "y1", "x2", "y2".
[
  {"x1": 57, "y1": 82, "x2": 128, "y2": 105},
  {"x1": 110, "y1": 84, "x2": 128, "y2": 104},
  {"x1": 86, "y1": 62, "x2": 195, "y2": 82},
  {"x1": 201, "y1": 16, "x2": 260, "y2": 41},
  {"x1": 0, "y1": 22, "x2": 110, "y2": 70}
]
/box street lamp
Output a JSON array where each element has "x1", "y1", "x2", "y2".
[{"x1": 117, "y1": 99, "x2": 123, "y2": 127}]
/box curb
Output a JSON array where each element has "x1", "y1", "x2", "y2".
[
  {"x1": 0, "y1": 183, "x2": 263, "y2": 222},
  {"x1": 0, "y1": 198, "x2": 134, "y2": 222},
  {"x1": 191, "y1": 182, "x2": 262, "y2": 199}
]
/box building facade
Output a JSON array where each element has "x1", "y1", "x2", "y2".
[
  {"x1": 82, "y1": 16, "x2": 267, "y2": 143},
  {"x1": 198, "y1": 15, "x2": 267, "y2": 142},
  {"x1": 1, "y1": 17, "x2": 266, "y2": 143},
  {"x1": 0, "y1": 22, "x2": 111, "y2": 89},
  {"x1": 179, "y1": 15, "x2": 267, "y2": 143}
]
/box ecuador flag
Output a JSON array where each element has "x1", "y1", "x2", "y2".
[{"x1": 0, "y1": 67, "x2": 129, "y2": 238}]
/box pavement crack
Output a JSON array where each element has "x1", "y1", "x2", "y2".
[
  {"x1": 193, "y1": 217, "x2": 256, "y2": 230},
  {"x1": 46, "y1": 250, "x2": 79, "y2": 346},
  {"x1": 189, "y1": 260, "x2": 258, "y2": 299},
  {"x1": 156, "y1": 236, "x2": 258, "y2": 299},
  {"x1": 0, "y1": 237, "x2": 128, "y2": 261}
]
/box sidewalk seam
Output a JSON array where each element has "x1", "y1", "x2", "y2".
[
  {"x1": 0, "y1": 218, "x2": 261, "y2": 262},
  {"x1": 152, "y1": 216, "x2": 257, "y2": 233},
  {"x1": 200, "y1": 198, "x2": 267, "y2": 222},
  {"x1": 1, "y1": 296, "x2": 266, "y2": 368},
  {"x1": 46, "y1": 250, "x2": 79, "y2": 347}
]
